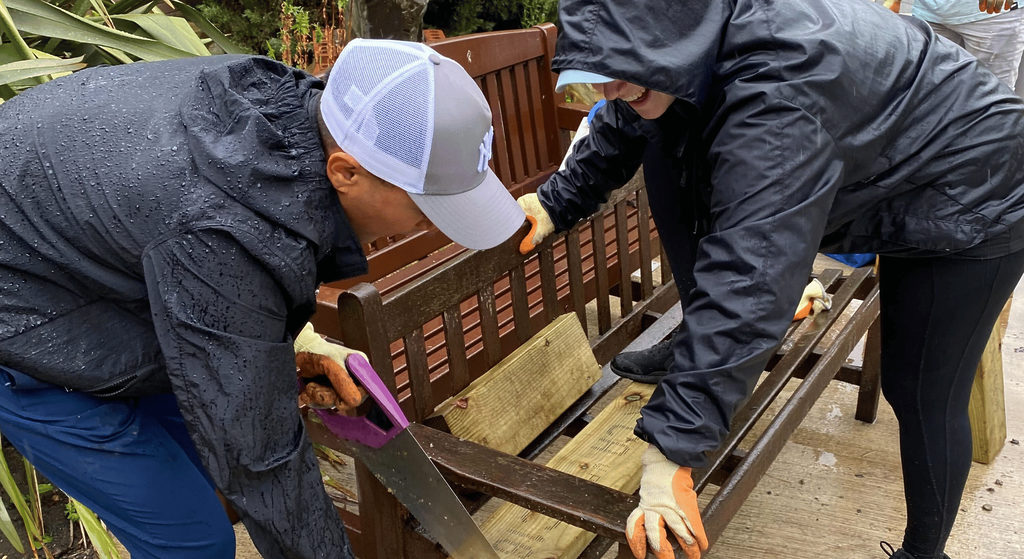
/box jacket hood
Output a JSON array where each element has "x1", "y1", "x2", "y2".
[
  {"x1": 552, "y1": 0, "x2": 731, "y2": 109},
  {"x1": 179, "y1": 56, "x2": 364, "y2": 277}
]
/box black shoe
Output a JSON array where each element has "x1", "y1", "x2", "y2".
[
  {"x1": 609, "y1": 325, "x2": 680, "y2": 383},
  {"x1": 880, "y1": 541, "x2": 951, "y2": 559}
]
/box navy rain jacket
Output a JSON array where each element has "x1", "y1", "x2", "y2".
[
  {"x1": 0, "y1": 56, "x2": 366, "y2": 558},
  {"x1": 539, "y1": 0, "x2": 1024, "y2": 467}
]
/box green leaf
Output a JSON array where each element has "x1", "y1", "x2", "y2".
[
  {"x1": 0, "y1": 491, "x2": 25, "y2": 554},
  {"x1": 6, "y1": 0, "x2": 199, "y2": 61},
  {"x1": 110, "y1": 14, "x2": 207, "y2": 56},
  {"x1": 0, "y1": 0, "x2": 40, "y2": 66},
  {"x1": 0, "y1": 55, "x2": 84, "y2": 85},
  {"x1": 104, "y1": 0, "x2": 152, "y2": 15},
  {"x1": 0, "y1": 82, "x2": 17, "y2": 101},
  {"x1": 0, "y1": 435, "x2": 40, "y2": 540},
  {"x1": 71, "y1": 499, "x2": 119, "y2": 559},
  {"x1": 86, "y1": 0, "x2": 113, "y2": 27},
  {"x1": 173, "y1": 1, "x2": 245, "y2": 54}
]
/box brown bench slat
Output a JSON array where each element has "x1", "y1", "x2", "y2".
[
  {"x1": 592, "y1": 214, "x2": 613, "y2": 332},
  {"x1": 478, "y1": 283, "x2": 502, "y2": 370},
  {"x1": 637, "y1": 189, "x2": 655, "y2": 299},
  {"x1": 403, "y1": 328, "x2": 433, "y2": 421},
  {"x1": 567, "y1": 228, "x2": 589, "y2": 336},
  {"x1": 441, "y1": 306, "x2": 471, "y2": 393},
  {"x1": 616, "y1": 198, "x2": 634, "y2": 317}
]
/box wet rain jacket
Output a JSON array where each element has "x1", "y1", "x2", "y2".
[
  {"x1": 541, "y1": 0, "x2": 1024, "y2": 467},
  {"x1": 0, "y1": 56, "x2": 365, "y2": 558}
]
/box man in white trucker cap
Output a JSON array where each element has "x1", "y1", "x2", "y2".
[
  {"x1": 320, "y1": 38, "x2": 524, "y2": 251},
  {"x1": 0, "y1": 39, "x2": 522, "y2": 559}
]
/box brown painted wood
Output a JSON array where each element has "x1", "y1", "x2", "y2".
[
  {"x1": 567, "y1": 228, "x2": 588, "y2": 336},
  {"x1": 478, "y1": 283, "x2": 502, "y2": 369},
  {"x1": 481, "y1": 71, "x2": 511, "y2": 184},
  {"x1": 430, "y1": 26, "x2": 547, "y2": 78},
  {"x1": 355, "y1": 461, "x2": 407, "y2": 559},
  {"x1": 858, "y1": 316, "x2": 882, "y2": 423},
  {"x1": 498, "y1": 67, "x2": 527, "y2": 183},
  {"x1": 615, "y1": 201, "x2": 633, "y2": 316},
  {"x1": 592, "y1": 214, "x2": 612, "y2": 333},
  {"x1": 403, "y1": 328, "x2": 432, "y2": 421},
  {"x1": 513, "y1": 61, "x2": 540, "y2": 176},
  {"x1": 409, "y1": 423, "x2": 636, "y2": 541},
  {"x1": 441, "y1": 306, "x2": 470, "y2": 393},
  {"x1": 509, "y1": 262, "x2": 533, "y2": 344},
  {"x1": 540, "y1": 243, "x2": 559, "y2": 323},
  {"x1": 637, "y1": 190, "x2": 654, "y2": 299},
  {"x1": 337, "y1": 284, "x2": 396, "y2": 394}
]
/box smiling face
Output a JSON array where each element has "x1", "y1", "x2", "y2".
[{"x1": 596, "y1": 80, "x2": 676, "y2": 120}]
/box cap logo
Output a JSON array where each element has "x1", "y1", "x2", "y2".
[
  {"x1": 477, "y1": 126, "x2": 494, "y2": 173},
  {"x1": 344, "y1": 85, "x2": 366, "y2": 112}
]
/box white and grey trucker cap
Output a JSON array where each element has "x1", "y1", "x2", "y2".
[{"x1": 320, "y1": 38, "x2": 525, "y2": 250}]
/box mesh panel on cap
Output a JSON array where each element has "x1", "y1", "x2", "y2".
[
  {"x1": 325, "y1": 40, "x2": 434, "y2": 191},
  {"x1": 332, "y1": 43, "x2": 422, "y2": 118},
  {"x1": 372, "y1": 66, "x2": 431, "y2": 170}
]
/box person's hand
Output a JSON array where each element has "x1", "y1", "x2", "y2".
[
  {"x1": 517, "y1": 193, "x2": 555, "y2": 254},
  {"x1": 793, "y1": 278, "x2": 832, "y2": 320},
  {"x1": 294, "y1": 323, "x2": 365, "y2": 411},
  {"x1": 626, "y1": 445, "x2": 708, "y2": 559},
  {"x1": 980, "y1": 0, "x2": 1014, "y2": 14}
]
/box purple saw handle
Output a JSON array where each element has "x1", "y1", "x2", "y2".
[{"x1": 311, "y1": 353, "x2": 409, "y2": 449}]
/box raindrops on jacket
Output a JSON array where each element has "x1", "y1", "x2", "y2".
[{"x1": 0, "y1": 56, "x2": 366, "y2": 558}]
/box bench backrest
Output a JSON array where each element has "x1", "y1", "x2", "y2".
[{"x1": 337, "y1": 173, "x2": 672, "y2": 422}]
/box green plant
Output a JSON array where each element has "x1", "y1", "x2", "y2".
[
  {"x1": 0, "y1": 0, "x2": 242, "y2": 102},
  {"x1": 423, "y1": 0, "x2": 556, "y2": 38},
  {"x1": 71, "y1": 498, "x2": 119, "y2": 559},
  {"x1": 520, "y1": 0, "x2": 555, "y2": 28},
  {"x1": 2, "y1": 434, "x2": 120, "y2": 558}
]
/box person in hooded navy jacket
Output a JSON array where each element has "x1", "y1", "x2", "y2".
[
  {"x1": 517, "y1": 1, "x2": 1024, "y2": 558},
  {"x1": 0, "y1": 40, "x2": 525, "y2": 559}
]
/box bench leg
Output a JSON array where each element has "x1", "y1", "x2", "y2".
[
  {"x1": 969, "y1": 306, "x2": 1009, "y2": 464},
  {"x1": 355, "y1": 462, "x2": 408, "y2": 559},
  {"x1": 855, "y1": 317, "x2": 882, "y2": 423}
]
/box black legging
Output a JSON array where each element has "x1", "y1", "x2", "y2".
[{"x1": 879, "y1": 250, "x2": 1024, "y2": 559}]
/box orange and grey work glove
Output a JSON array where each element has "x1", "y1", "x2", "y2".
[
  {"x1": 294, "y1": 322, "x2": 364, "y2": 411},
  {"x1": 626, "y1": 445, "x2": 709, "y2": 559},
  {"x1": 517, "y1": 193, "x2": 555, "y2": 254},
  {"x1": 792, "y1": 278, "x2": 832, "y2": 321}
]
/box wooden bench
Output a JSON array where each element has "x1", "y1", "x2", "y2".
[{"x1": 305, "y1": 182, "x2": 883, "y2": 557}]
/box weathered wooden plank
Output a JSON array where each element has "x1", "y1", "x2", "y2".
[
  {"x1": 436, "y1": 314, "x2": 601, "y2": 456},
  {"x1": 615, "y1": 201, "x2": 633, "y2": 317},
  {"x1": 478, "y1": 283, "x2": 502, "y2": 369},
  {"x1": 592, "y1": 215, "x2": 612, "y2": 333},
  {"x1": 567, "y1": 228, "x2": 588, "y2": 336},
  {"x1": 403, "y1": 328, "x2": 433, "y2": 421},
  {"x1": 969, "y1": 323, "x2": 1007, "y2": 464},
  {"x1": 442, "y1": 306, "x2": 471, "y2": 393},
  {"x1": 478, "y1": 382, "x2": 654, "y2": 558}
]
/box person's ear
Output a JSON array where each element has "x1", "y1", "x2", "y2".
[{"x1": 326, "y1": 151, "x2": 362, "y2": 194}]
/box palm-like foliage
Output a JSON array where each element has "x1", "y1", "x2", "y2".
[{"x1": 0, "y1": 0, "x2": 245, "y2": 102}]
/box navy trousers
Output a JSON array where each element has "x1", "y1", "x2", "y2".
[{"x1": 0, "y1": 366, "x2": 235, "y2": 558}]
